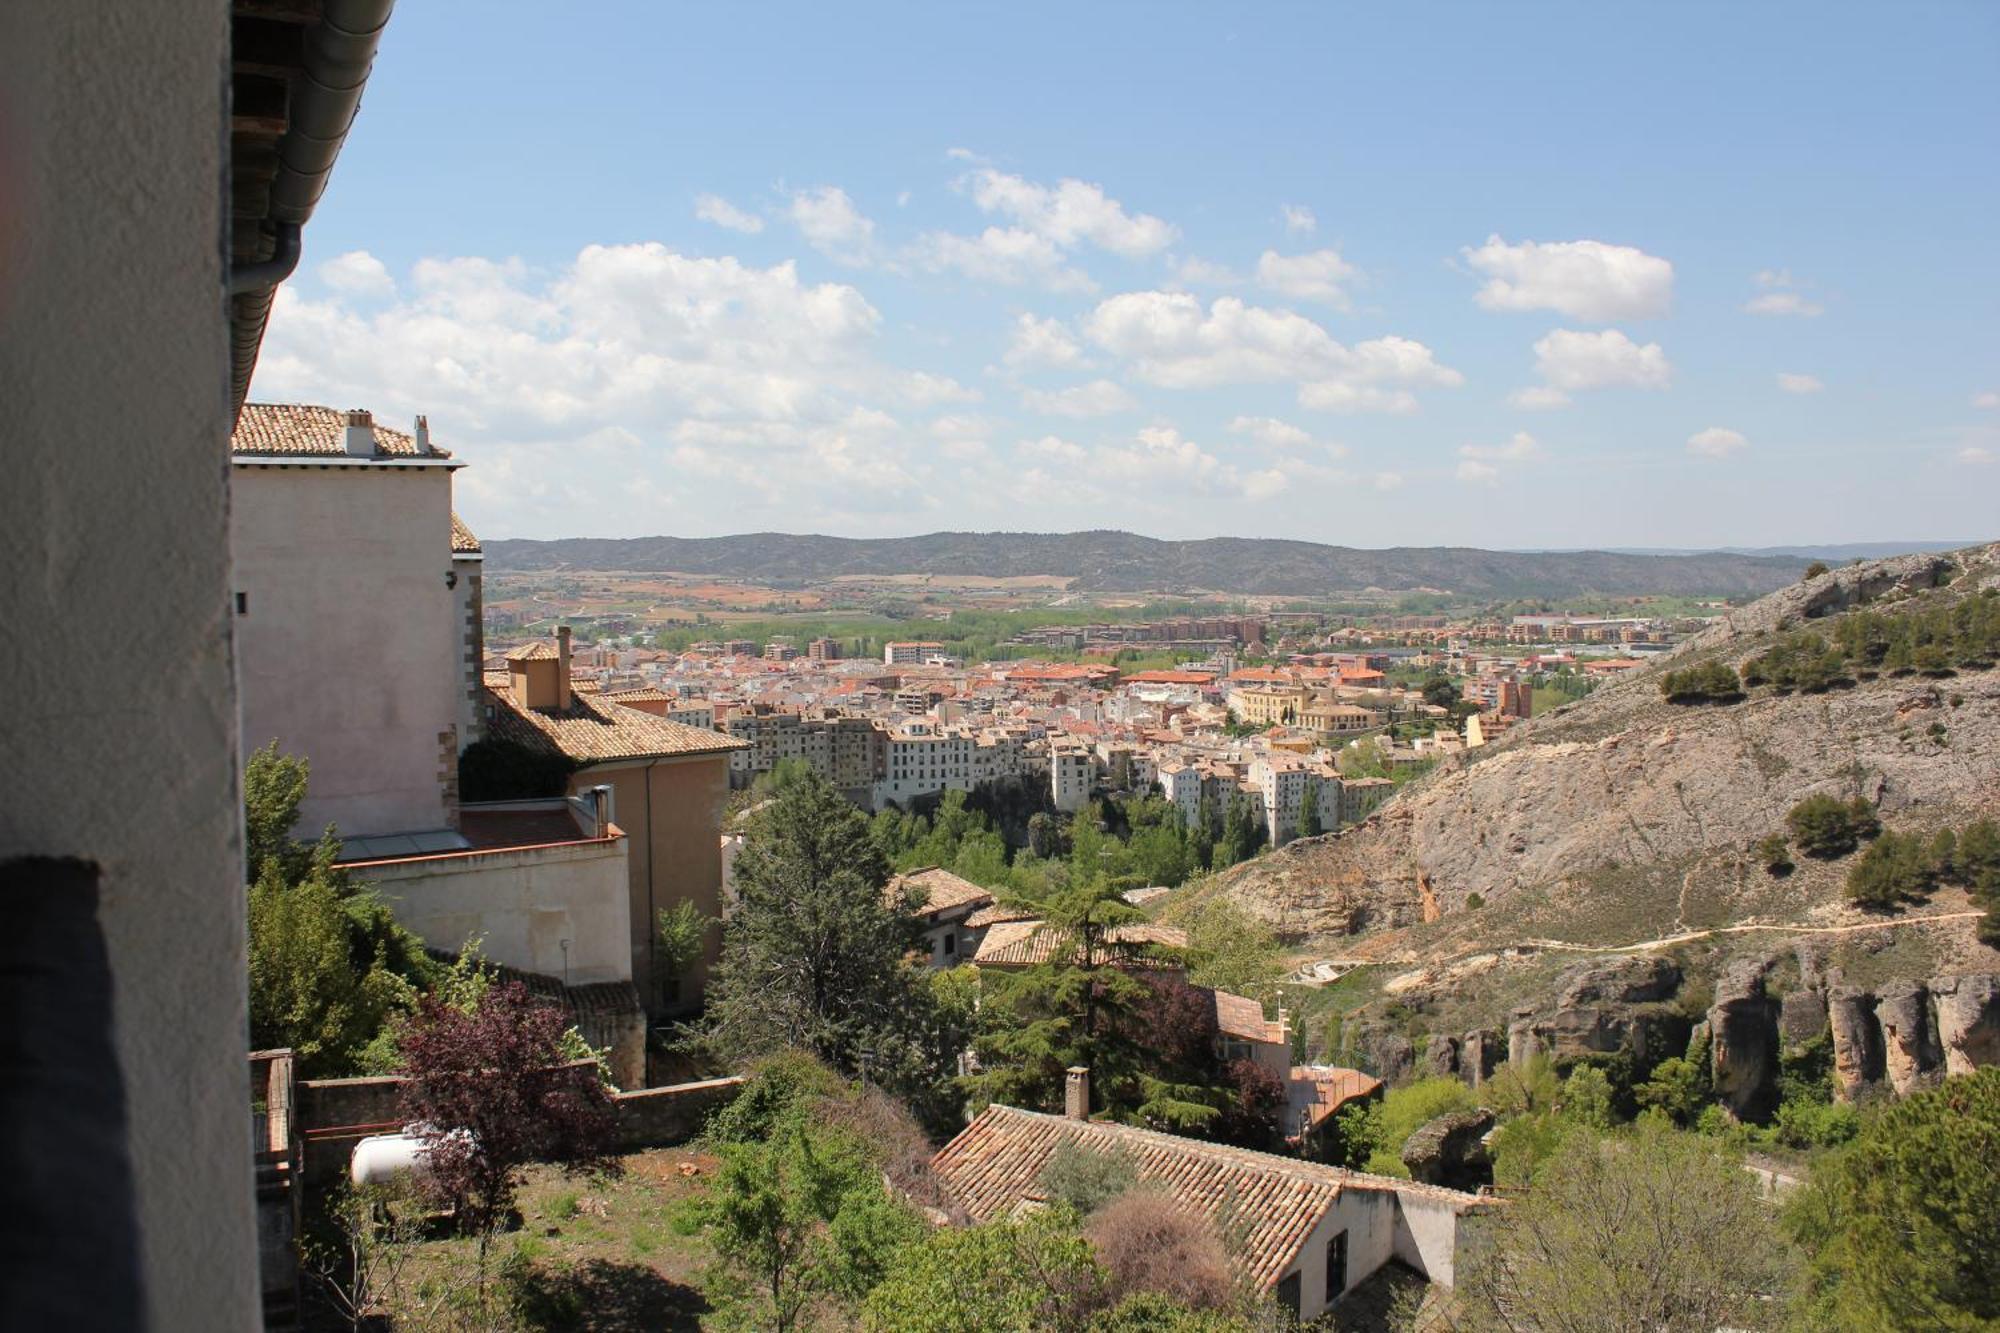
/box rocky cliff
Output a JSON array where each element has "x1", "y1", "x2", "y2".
[{"x1": 1202, "y1": 543, "x2": 2000, "y2": 1109}]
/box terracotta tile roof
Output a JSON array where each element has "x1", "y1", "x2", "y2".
[
  {"x1": 232, "y1": 403, "x2": 447, "y2": 458},
  {"x1": 1214, "y1": 989, "x2": 1286, "y2": 1044},
  {"x1": 890, "y1": 867, "x2": 995, "y2": 920},
  {"x1": 970, "y1": 919, "x2": 1188, "y2": 969},
  {"x1": 964, "y1": 902, "x2": 1038, "y2": 929},
  {"x1": 932, "y1": 1106, "x2": 1481, "y2": 1291},
  {"x1": 505, "y1": 640, "x2": 562, "y2": 662},
  {"x1": 451, "y1": 512, "x2": 481, "y2": 553},
  {"x1": 484, "y1": 681, "x2": 746, "y2": 765}
]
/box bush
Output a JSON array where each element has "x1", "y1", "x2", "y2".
[
  {"x1": 1084, "y1": 1192, "x2": 1235, "y2": 1312},
  {"x1": 1804, "y1": 561, "x2": 1831, "y2": 579},
  {"x1": 704, "y1": 1049, "x2": 846, "y2": 1145},
  {"x1": 1039, "y1": 1141, "x2": 1140, "y2": 1215},
  {"x1": 1772, "y1": 1098, "x2": 1859, "y2": 1149},
  {"x1": 1845, "y1": 830, "x2": 1935, "y2": 908},
  {"x1": 1742, "y1": 631, "x2": 1848, "y2": 692},
  {"x1": 1336, "y1": 1077, "x2": 1480, "y2": 1178},
  {"x1": 1757, "y1": 832, "x2": 1794, "y2": 877},
  {"x1": 1659, "y1": 659, "x2": 1743, "y2": 704},
  {"x1": 1632, "y1": 1057, "x2": 1704, "y2": 1126},
  {"x1": 1787, "y1": 794, "x2": 1880, "y2": 859}
]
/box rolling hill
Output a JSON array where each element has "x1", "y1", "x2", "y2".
[{"x1": 481, "y1": 530, "x2": 1812, "y2": 599}]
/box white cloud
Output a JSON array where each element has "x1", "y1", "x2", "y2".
[
  {"x1": 1018, "y1": 434, "x2": 1088, "y2": 464},
  {"x1": 1082, "y1": 291, "x2": 1461, "y2": 414},
  {"x1": 1096, "y1": 425, "x2": 1287, "y2": 500},
  {"x1": 788, "y1": 185, "x2": 876, "y2": 266},
  {"x1": 1282, "y1": 204, "x2": 1317, "y2": 234},
  {"x1": 1462, "y1": 235, "x2": 1673, "y2": 321},
  {"x1": 1002, "y1": 313, "x2": 1087, "y2": 370},
  {"x1": 915, "y1": 227, "x2": 1094, "y2": 292},
  {"x1": 1020, "y1": 379, "x2": 1137, "y2": 418},
  {"x1": 1456, "y1": 431, "x2": 1541, "y2": 484},
  {"x1": 1778, "y1": 372, "x2": 1825, "y2": 394},
  {"x1": 1372, "y1": 471, "x2": 1404, "y2": 491},
  {"x1": 1688, "y1": 426, "x2": 1748, "y2": 459},
  {"x1": 1508, "y1": 385, "x2": 1572, "y2": 410},
  {"x1": 1226, "y1": 415, "x2": 1312, "y2": 449},
  {"x1": 694, "y1": 193, "x2": 764, "y2": 234},
  {"x1": 1973, "y1": 391, "x2": 2000, "y2": 410},
  {"x1": 1255, "y1": 249, "x2": 1358, "y2": 308},
  {"x1": 253, "y1": 243, "x2": 992, "y2": 529},
  {"x1": 1957, "y1": 446, "x2": 1995, "y2": 465},
  {"x1": 1529, "y1": 328, "x2": 1671, "y2": 393},
  {"x1": 1171, "y1": 255, "x2": 1242, "y2": 286},
  {"x1": 961, "y1": 166, "x2": 1176, "y2": 258},
  {"x1": 319, "y1": 250, "x2": 394, "y2": 297},
  {"x1": 1743, "y1": 269, "x2": 1823, "y2": 317}
]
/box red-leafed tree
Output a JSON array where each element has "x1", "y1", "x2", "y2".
[{"x1": 397, "y1": 981, "x2": 617, "y2": 1283}]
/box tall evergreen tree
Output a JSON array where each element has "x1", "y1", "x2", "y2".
[
  {"x1": 707, "y1": 771, "x2": 925, "y2": 1076},
  {"x1": 1297, "y1": 786, "x2": 1323, "y2": 840}
]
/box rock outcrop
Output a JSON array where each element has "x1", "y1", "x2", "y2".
[
  {"x1": 1876, "y1": 981, "x2": 1942, "y2": 1096},
  {"x1": 1934, "y1": 974, "x2": 2000, "y2": 1076},
  {"x1": 1708, "y1": 962, "x2": 1781, "y2": 1120},
  {"x1": 1401, "y1": 1109, "x2": 1496, "y2": 1192},
  {"x1": 1828, "y1": 989, "x2": 1884, "y2": 1101}
]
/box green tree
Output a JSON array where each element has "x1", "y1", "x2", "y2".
[
  {"x1": 1297, "y1": 786, "x2": 1323, "y2": 840},
  {"x1": 1632, "y1": 1057, "x2": 1704, "y2": 1126},
  {"x1": 1188, "y1": 796, "x2": 1216, "y2": 872},
  {"x1": 656, "y1": 899, "x2": 714, "y2": 1011},
  {"x1": 969, "y1": 874, "x2": 1191, "y2": 1123},
  {"x1": 1786, "y1": 1068, "x2": 2000, "y2": 1331},
  {"x1": 1332, "y1": 1077, "x2": 1480, "y2": 1178},
  {"x1": 1456, "y1": 1121, "x2": 1791, "y2": 1332},
  {"x1": 860, "y1": 1210, "x2": 1107, "y2": 1333},
  {"x1": 1787, "y1": 793, "x2": 1878, "y2": 859},
  {"x1": 1845, "y1": 830, "x2": 1935, "y2": 909},
  {"x1": 685, "y1": 1121, "x2": 922, "y2": 1332},
  {"x1": 1421, "y1": 676, "x2": 1461, "y2": 710},
  {"x1": 243, "y1": 738, "x2": 310, "y2": 877},
  {"x1": 1758, "y1": 832, "x2": 1796, "y2": 877},
  {"x1": 705, "y1": 771, "x2": 924, "y2": 1075}
]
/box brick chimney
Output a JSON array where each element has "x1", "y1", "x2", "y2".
[
  {"x1": 1064, "y1": 1066, "x2": 1090, "y2": 1121},
  {"x1": 343, "y1": 408, "x2": 374, "y2": 457},
  {"x1": 413, "y1": 413, "x2": 430, "y2": 454},
  {"x1": 556, "y1": 624, "x2": 573, "y2": 711}
]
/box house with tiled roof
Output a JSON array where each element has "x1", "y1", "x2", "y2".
[
  {"x1": 931, "y1": 1092, "x2": 1487, "y2": 1322},
  {"x1": 888, "y1": 866, "x2": 997, "y2": 967},
  {"x1": 483, "y1": 626, "x2": 747, "y2": 1017},
  {"x1": 968, "y1": 919, "x2": 1188, "y2": 971},
  {"x1": 231, "y1": 403, "x2": 479, "y2": 839}
]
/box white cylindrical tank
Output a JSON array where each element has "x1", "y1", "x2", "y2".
[{"x1": 349, "y1": 1133, "x2": 432, "y2": 1190}]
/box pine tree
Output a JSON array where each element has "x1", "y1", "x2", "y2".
[
  {"x1": 1298, "y1": 785, "x2": 1323, "y2": 840},
  {"x1": 706, "y1": 771, "x2": 924, "y2": 1074},
  {"x1": 969, "y1": 872, "x2": 1180, "y2": 1120}
]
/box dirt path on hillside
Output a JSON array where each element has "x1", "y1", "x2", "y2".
[{"x1": 1509, "y1": 910, "x2": 1985, "y2": 956}]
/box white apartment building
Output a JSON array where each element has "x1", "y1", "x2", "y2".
[
  {"x1": 885, "y1": 640, "x2": 945, "y2": 665},
  {"x1": 1051, "y1": 742, "x2": 1094, "y2": 813},
  {"x1": 875, "y1": 720, "x2": 977, "y2": 807}
]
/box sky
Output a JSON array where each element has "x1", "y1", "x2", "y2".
[{"x1": 250, "y1": 1, "x2": 2000, "y2": 550}]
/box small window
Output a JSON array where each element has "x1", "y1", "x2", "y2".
[
  {"x1": 234, "y1": 591, "x2": 248, "y2": 615},
  {"x1": 1326, "y1": 1230, "x2": 1348, "y2": 1300},
  {"x1": 942, "y1": 932, "x2": 956, "y2": 956}
]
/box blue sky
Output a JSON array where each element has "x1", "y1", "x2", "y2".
[{"x1": 253, "y1": 1, "x2": 2000, "y2": 549}]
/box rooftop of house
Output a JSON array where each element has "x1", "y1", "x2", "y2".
[
  {"x1": 451, "y1": 512, "x2": 481, "y2": 554},
  {"x1": 232, "y1": 403, "x2": 449, "y2": 459},
  {"x1": 931, "y1": 1105, "x2": 1484, "y2": 1291},
  {"x1": 970, "y1": 919, "x2": 1188, "y2": 969},
  {"x1": 1213, "y1": 989, "x2": 1287, "y2": 1045},
  {"x1": 889, "y1": 866, "x2": 995, "y2": 919},
  {"x1": 483, "y1": 672, "x2": 747, "y2": 765},
  {"x1": 1284, "y1": 1065, "x2": 1385, "y2": 1140}
]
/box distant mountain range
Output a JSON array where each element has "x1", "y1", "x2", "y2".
[
  {"x1": 480, "y1": 530, "x2": 1819, "y2": 599},
  {"x1": 1583, "y1": 541, "x2": 1981, "y2": 561}
]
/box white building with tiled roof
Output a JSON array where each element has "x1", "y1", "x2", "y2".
[
  {"x1": 932, "y1": 1098, "x2": 1487, "y2": 1321},
  {"x1": 231, "y1": 403, "x2": 474, "y2": 838}
]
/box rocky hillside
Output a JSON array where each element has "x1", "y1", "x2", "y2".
[
  {"x1": 481, "y1": 529, "x2": 1812, "y2": 598},
  {"x1": 1203, "y1": 543, "x2": 2000, "y2": 1108}
]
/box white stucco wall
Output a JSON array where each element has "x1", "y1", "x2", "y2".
[
  {"x1": 1390, "y1": 1193, "x2": 1465, "y2": 1287},
  {"x1": 0, "y1": 1, "x2": 260, "y2": 1326},
  {"x1": 232, "y1": 463, "x2": 462, "y2": 838},
  {"x1": 1280, "y1": 1187, "x2": 1403, "y2": 1318},
  {"x1": 361, "y1": 837, "x2": 633, "y2": 986}
]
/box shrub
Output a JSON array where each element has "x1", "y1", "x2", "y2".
[
  {"x1": 1804, "y1": 561, "x2": 1831, "y2": 579},
  {"x1": 1039, "y1": 1141, "x2": 1140, "y2": 1215},
  {"x1": 1084, "y1": 1192, "x2": 1235, "y2": 1312},
  {"x1": 1659, "y1": 659, "x2": 1743, "y2": 704},
  {"x1": 1742, "y1": 631, "x2": 1848, "y2": 692},
  {"x1": 1772, "y1": 1098, "x2": 1859, "y2": 1149},
  {"x1": 1339, "y1": 1077, "x2": 1480, "y2": 1178},
  {"x1": 1845, "y1": 830, "x2": 1935, "y2": 908},
  {"x1": 1632, "y1": 1057, "x2": 1704, "y2": 1126},
  {"x1": 1787, "y1": 794, "x2": 1879, "y2": 859},
  {"x1": 1757, "y1": 833, "x2": 1794, "y2": 877}
]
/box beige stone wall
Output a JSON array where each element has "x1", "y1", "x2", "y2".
[
  {"x1": 232, "y1": 463, "x2": 462, "y2": 838},
  {"x1": 0, "y1": 1, "x2": 259, "y2": 1325},
  {"x1": 573, "y1": 754, "x2": 731, "y2": 1014},
  {"x1": 360, "y1": 835, "x2": 633, "y2": 986}
]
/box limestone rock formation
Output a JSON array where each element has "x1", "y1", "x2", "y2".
[
  {"x1": 1876, "y1": 981, "x2": 1942, "y2": 1096},
  {"x1": 1708, "y1": 963, "x2": 1781, "y2": 1120},
  {"x1": 1401, "y1": 1108, "x2": 1496, "y2": 1192},
  {"x1": 1933, "y1": 974, "x2": 2000, "y2": 1076},
  {"x1": 1828, "y1": 989, "x2": 1884, "y2": 1101}
]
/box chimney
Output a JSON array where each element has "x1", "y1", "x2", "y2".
[
  {"x1": 413, "y1": 414, "x2": 430, "y2": 454},
  {"x1": 556, "y1": 624, "x2": 573, "y2": 711},
  {"x1": 343, "y1": 408, "x2": 374, "y2": 457},
  {"x1": 1064, "y1": 1066, "x2": 1091, "y2": 1121}
]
